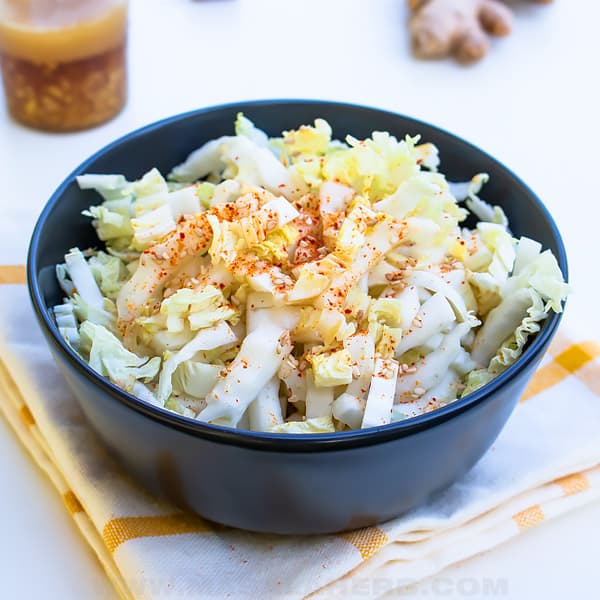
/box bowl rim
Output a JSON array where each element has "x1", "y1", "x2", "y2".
[{"x1": 27, "y1": 98, "x2": 568, "y2": 452}]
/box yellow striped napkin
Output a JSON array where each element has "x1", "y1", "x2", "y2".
[{"x1": 1, "y1": 268, "x2": 600, "y2": 600}]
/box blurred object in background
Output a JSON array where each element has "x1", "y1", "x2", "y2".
[
  {"x1": 408, "y1": 0, "x2": 553, "y2": 64},
  {"x1": 0, "y1": 0, "x2": 127, "y2": 131}
]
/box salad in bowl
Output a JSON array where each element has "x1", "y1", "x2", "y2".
[{"x1": 52, "y1": 114, "x2": 569, "y2": 434}]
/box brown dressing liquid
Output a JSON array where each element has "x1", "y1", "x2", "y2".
[{"x1": 0, "y1": 3, "x2": 127, "y2": 131}]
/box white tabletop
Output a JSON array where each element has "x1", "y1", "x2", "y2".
[{"x1": 1, "y1": 0, "x2": 599, "y2": 597}]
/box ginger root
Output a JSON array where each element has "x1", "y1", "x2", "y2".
[{"x1": 409, "y1": 0, "x2": 552, "y2": 63}]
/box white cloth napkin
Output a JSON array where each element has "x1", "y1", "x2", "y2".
[{"x1": 1, "y1": 281, "x2": 599, "y2": 600}]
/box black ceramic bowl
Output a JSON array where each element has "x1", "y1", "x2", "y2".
[{"x1": 28, "y1": 100, "x2": 567, "y2": 534}]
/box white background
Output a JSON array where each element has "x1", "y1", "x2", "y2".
[{"x1": 0, "y1": 0, "x2": 599, "y2": 598}]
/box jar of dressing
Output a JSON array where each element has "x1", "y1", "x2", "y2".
[{"x1": 0, "y1": 0, "x2": 128, "y2": 131}]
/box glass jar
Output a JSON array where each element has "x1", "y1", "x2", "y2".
[{"x1": 0, "y1": 0, "x2": 128, "y2": 132}]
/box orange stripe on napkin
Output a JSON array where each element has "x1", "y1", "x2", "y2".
[
  {"x1": 554, "y1": 472, "x2": 590, "y2": 496},
  {"x1": 0, "y1": 265, "x2": 26, "y2": 285},
  {"x1": 340, "y1": 526, "x2": 389, "y2": 560},
  {"x1": 555, "y1": 342, "x2": 600, "y2": 372},
  {"x1": 0, "y1": 359, "x2": 37, "y2": 427},
  {"x1": 521, "y1": 341, "x2": 600, "y2": 402},
  {"x1": 63, "y1": 490, "x2": 84, "y2": 515},
  {"x1": 19, "y1": 404, "x2": 36, "y2": 426},
  {"x1": 521, "y1": 361, "x2": 568, "y2": 402},
  {"x1": 103, "y1": 514, "x2": 212, "y2": 553},
  {"x1": 512, "y1": 505, "x2": 544, "y2": 531}
]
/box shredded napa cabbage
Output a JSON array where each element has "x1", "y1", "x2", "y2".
[{"x1": 53, "y1": 114, "x2": 568, "y2": 433}]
